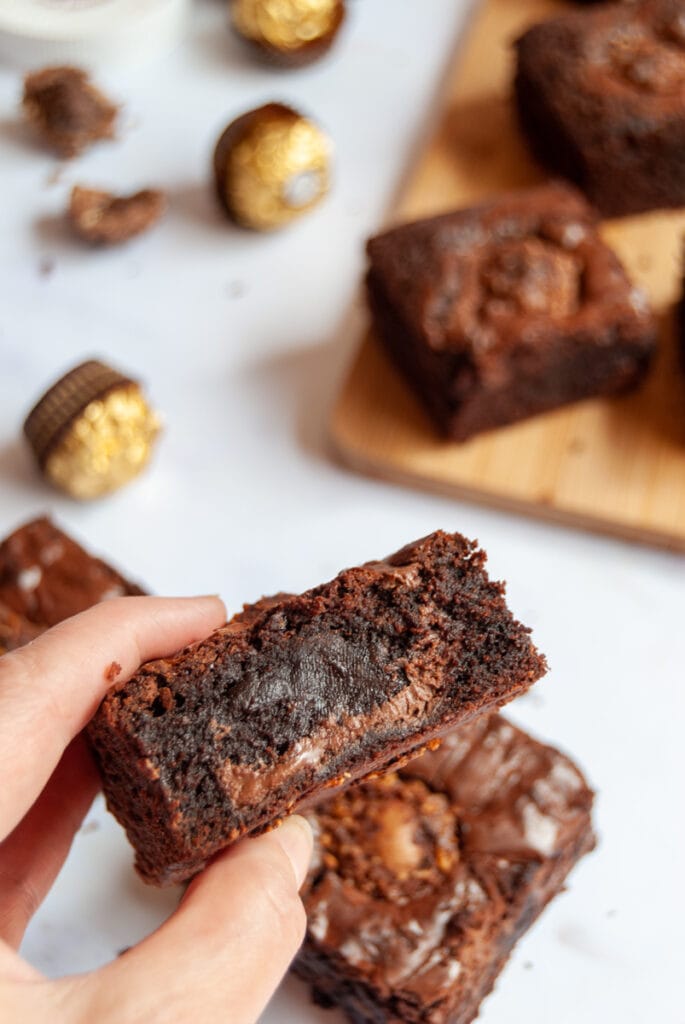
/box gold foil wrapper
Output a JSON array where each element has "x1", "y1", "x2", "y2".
[
  {"x1": 214, "y1": 103, "x2": 331, "y2": 230},
  {"x1": 24, "y1": 360, "x2": 160, "y2": 500},
  {"x1": 231, "y1": 0, "x2": 344, "y2": 61}
]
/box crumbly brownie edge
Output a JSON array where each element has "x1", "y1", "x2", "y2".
[{"x1": 88, "y1": 532, "x2": 546, "y2": 885}]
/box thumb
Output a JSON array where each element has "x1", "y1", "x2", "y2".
[{"x1": 71, "y1": 816, "x2": 313, "y2": 1024}]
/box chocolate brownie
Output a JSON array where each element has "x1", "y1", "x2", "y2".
[
  {"x1": 88, "y1": 531, "x2": 547, "y2": 885},
  {"x1": 294, "y1": 714, "x2": 595, "y2": 1024},
  {"x1": 515, "y1": 0, "x2": 685, "y2": 216},
  {"x1": 0, "y1": 517, "x2": 144, "y2": 630},
  {"x1": 367, "y1": 183, "x2": 656, "y2": 440}
]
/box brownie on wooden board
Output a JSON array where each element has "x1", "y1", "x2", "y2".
[
  {"x1": 0, "y1": 517, "x2": 144, "y2": 631},
  {"x1": 367, "y1": 183, "x2": 656, "y2": 440},
  {"x1": 515, "y1": 0, "x2": 685, "y2": 216},
  {"x1": 88, "y1": 531, "x2": 547, "y2": 886},
  {"x1": 294, "y1": 714, "x2": 595, "y2": 1024}
]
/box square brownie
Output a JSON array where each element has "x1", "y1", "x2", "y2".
[
  {"x1": 0, "y1": 517, "x2": 144, "y2": 630},
  {"x1": 366, "y1": 182, "x2": 656, "y2": 440},
  {"x1": 515, "y1": 0, "x2": 685, "y2": 216},
  {"x1": 294, "y1": 714, "x2": 595, "y2": 1024},
  {"x1": 88, "y1": 531, "x2": 547, "y2": 885}
]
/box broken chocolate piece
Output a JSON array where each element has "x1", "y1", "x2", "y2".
[{"x1": 22, "y1": 66, "x2": 117, "y2": 158}]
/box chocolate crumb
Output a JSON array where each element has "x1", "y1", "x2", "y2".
[
  {"x1": 69, "y1": 186, "x2": 166, "y2": 245},
  {"x1": 38, "y1": 258, "x2": 55, "y2": 278},
  {"x1": 80, "y1": 819, "x2": 100, "y2": 835},
  {"x1": 22, "y1": 66, "x2": 117, "y2": 158},
  {"x1": 105, "y1": 661, "x2": 122, "y2": 684}
]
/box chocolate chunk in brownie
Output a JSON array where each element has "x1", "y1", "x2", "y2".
[
  {"x1": 69, "y1": 186, "x2": 167, "y2": 245},
  {"x1": 366, "y1": 182, "x2": 656, "y2": 440},
  {"x1": 88, "y1": 531, "x2": 547, "y2": 886},
  {"x1": 22, "y1": 66, "x2": 118, "y2": 158},
  {"x1": 0, "y1": 517, "x2": 144, "y2": 630},
  {"x1": 294, "y1": 715, "x2": 595, "y2": 1024},
  {"x1": 514, "y1": 0, "x2": 685, "y2": 216}
]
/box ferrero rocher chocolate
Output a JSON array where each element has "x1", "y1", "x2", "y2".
[
  {"x1": 23, "y1": 360, "x2": 160, "y2": 500},
  {"x1": 230, "y1": 0, "x2": 345, "y2": 66},
  {"x1": 213, "y1": 103, "x2": 331, "y2": 231}
]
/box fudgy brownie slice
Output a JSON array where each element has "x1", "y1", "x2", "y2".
[
  {"x1": 367, "y1": 182, "x2": 656, "y2": 440},
  {"x1": 294, "y1": 715, "x2": 595, "y2": 1024},
  {"x1": 0, "y1": 516, "x2": 144, "y2": 630},
  {"x1": 515, "y1": 0, "x2": 685, "y2": 216},
  {"x1": 88, "y1": 531, "x2": 547, "y2": 886}
]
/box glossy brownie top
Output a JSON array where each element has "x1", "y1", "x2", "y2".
[{"x1": 301, "y1": 714, "x2": 595, "y2": 1013}]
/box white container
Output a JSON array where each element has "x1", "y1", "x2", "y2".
[{"x1": 0, "y1": 0, "x2": 188, "y2": 69}]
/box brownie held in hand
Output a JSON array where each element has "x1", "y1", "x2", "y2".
[
  {"x1": 367, "y1": 183, "x2": 656, "y2": 440},
  {"x1": 515, "y1": 0, "x2": 685, "y2": 216},
  {"x1": 0, "y1": 516, "x2": 144, "y2": 632},
  {"x1": 88, "y1": 531, "x2": 546, "y2": 885},
  {"x1": 295, "y1": 715, "x2": 595, "y2": 1024}
]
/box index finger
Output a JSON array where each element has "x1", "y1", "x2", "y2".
[{"x1": 0, "y1": 595, "x2": 225, "y2": 840}]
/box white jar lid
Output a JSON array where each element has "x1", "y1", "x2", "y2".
[{"x1": 0, "y1": 0, "x2": 189, "y2": 69}]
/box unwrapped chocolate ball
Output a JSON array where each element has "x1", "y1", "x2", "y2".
[
  {"x1": 23, "y1": 360, "x2": 161, "y2": 500},
  {"x1": 213, "y1": 102, "x2": 331, "y2": 230},
  {"x1": 230, "y1": 0, "x2": 345, "y2": 66}
]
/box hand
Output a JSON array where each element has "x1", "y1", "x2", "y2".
[{"x1": 0, "y1": 596, "x2": 313, "y2": 1023}]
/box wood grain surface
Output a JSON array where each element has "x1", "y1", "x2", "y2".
[{"x1": 330, "y1": 0, "x2": 685, "y2": 550}]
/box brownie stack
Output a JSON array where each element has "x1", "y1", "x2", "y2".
[{"x1": 0, "y1": 517, "x2": 594, "y2": 1024}]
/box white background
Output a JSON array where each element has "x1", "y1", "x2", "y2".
[{"x1": 0, "y1": 2, "x2": 683, "y2": 1021}]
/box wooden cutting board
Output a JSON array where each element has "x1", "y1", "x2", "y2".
[{"x1": 330, "y1": 0, "x2": 685, "y2": 551}]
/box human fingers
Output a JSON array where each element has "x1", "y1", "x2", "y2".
[
  {"x1": 0, "y1": 737, "x2": 99, "y2": 948},
  {"x1": 0, "y1": 595, "x2": 226, "y2": 840},
  {"x1": 71, "y1": 816, "x2": 313, "y2": 1024}
]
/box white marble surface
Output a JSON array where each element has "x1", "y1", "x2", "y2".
[{"x1": 0, "y1": 2, "x2": 683, "y2": 1021}]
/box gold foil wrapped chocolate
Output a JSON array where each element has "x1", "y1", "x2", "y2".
[
  {"x1": 23, "y1": 360, "x2": 160, "y2": 500},
  {"x1": 230, "y1": 0, "x2": 345, "y2": 66},
  {"x1": 213, "y1": 103, "x2": 331, "y2": 230}
]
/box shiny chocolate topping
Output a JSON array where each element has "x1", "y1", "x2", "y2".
[{"x1": 302, "y1": 715, "x2": 594, "y2": 1006}]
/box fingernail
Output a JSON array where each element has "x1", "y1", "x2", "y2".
[{"x1": 273, "y1": 815, "x2": 313, "y2": 890}]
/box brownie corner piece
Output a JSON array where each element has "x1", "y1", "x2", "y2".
[
  {"x1": 0, "y1": 516, "x2": 145, "y2": 629},
  {"x1": 366, "y1": 182, "x2": 656, "y2": 440},
  {"x1": 514, "y1": 0, "x2": 685, "y2": 216},
  {"x1": 294, "y1": 715, "x2": 596, "y2": 1024},
  {"x1": 88, "y1": 530, "x2": 546, "y2": 886}
]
